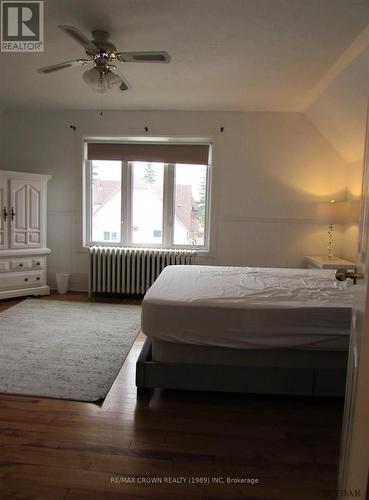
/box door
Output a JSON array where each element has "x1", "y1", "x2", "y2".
[
  {"x1": 0, "y1": 175, "x2": 8, "y2": 249},
  {"x1": 337, "y1": 112, "x2": 369, "y2": 497},
  {"x1": 10, "y1": 179, "x2": 42, "y2": 248}
]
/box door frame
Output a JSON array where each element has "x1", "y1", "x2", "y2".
[{"x1": 338, "y1": 106, "x2": 369, "y2": 498}]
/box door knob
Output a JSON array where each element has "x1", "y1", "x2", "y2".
[{"x1": 335, "y1": 268, "x2": 363, "y2": 285}]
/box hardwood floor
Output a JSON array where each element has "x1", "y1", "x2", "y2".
[{"x1": 0, "y1": 293, "x2": 344, "y2": 499}]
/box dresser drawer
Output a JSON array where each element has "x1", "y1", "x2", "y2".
[
  {"x1": 10, "y1": 258, "x2": 33, "y2": 271},
  {"x1": 0, "y1": 260, "x2": 10, "y2": 272},
  {"x1": 0, "y1": 271, "x2": 45, "y2": 290},
  {"x1": 0, "y1": 257, "x2": 45, "y2": 273},
  {"x1": 32, "y1": 257, "x2": 44, "y2": 269}
]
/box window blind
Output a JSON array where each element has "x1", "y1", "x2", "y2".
[{"x1": 87, "y1": 142, "x2": 210, "y2": 165}]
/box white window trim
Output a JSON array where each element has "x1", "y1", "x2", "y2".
[
  {"x1": 83, "y1": 144, "x2": 212, "y2": 251},
  {"x1": 122, "y1": 160, "x2": 131, "y2": 245}
]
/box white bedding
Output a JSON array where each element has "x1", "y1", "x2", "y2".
[{"x1": 141, "y1": 265, "x2": 353, "y2": 350}]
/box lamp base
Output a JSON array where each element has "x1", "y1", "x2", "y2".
[{"x1": 327, "y1": 224, "x2": 334, "y2": 260}]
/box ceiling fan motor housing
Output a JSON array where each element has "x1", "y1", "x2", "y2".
[
  {"x1": 90, "y1": 30, "x2": 117, "y2": 55},
  {"x1": 91, "y1": 30, "x2": 110, "y2": 41}
]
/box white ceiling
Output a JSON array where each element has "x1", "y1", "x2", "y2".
[{"x1": 1, "y1": 0, "x2": 369, "y2": 111}]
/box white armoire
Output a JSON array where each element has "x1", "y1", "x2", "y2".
[{"x1": 0, "y1": 170, "x2": 51, "y2": 299}]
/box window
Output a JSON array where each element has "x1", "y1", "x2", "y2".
[
  {"x1": 91, "y1": 161, "x2": 122, "y2": 243},
  {"x1": 85, "y1": 141, "x2": 211, "y2": 249},
  {"x1": 174, "y1": 164, "x2": 207, "y2": 246},
  {"x1": 132, "y1": 162, "x2": 164, "y2": 245}
]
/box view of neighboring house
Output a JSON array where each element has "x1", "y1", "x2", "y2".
[
  {"x1": 92, "y1": 162, "x2": 205, "y2": 245},
  {"x1": 174, "y1": 184, "x2": 201, "y2": 245},
  {"x1": 92, "y1": 178, "x2": 121, "y2": 242}
]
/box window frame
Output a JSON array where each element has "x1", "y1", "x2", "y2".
[{"x1": 84, "y1": 148, "x2": 211, "y2": 251}]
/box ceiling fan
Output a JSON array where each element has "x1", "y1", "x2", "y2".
[{"x1": 37, "y1": 25, "x2": 171, "y2": 93}]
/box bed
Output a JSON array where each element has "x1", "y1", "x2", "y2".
[{"x1": 136, "y1": 265, "x2": 353, "y2": 396}]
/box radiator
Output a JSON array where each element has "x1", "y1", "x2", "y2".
[{"x1": 89, "y1": 246, "x2": 196, "y2": 295}]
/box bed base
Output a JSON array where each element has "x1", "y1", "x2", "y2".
[{"x1": 136, "y1": 338, "x2": 347, "y2": 397}]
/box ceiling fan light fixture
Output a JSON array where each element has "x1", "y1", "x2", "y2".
[
  {"x1": 104, "y1": 69, "x2": 122, "y2": 90},
  {"x1": 83, "y1": 67, "x2": 105, "y2": 93},
  {"x1": 83, "y1": 67, "x2": 121, "y2": 93}
]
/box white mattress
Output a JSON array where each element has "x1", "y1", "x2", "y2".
[{"x1": 141, "y1": 265, "x2": 353, "y2": 350}]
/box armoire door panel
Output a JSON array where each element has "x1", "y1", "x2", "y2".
[
  {"x1": 0, "y1": 177, "x2": 8, "y2": 250},
  {"x1": 29, "y1": 231, "x2": 41, "y2": 244},
  {"x1": 29, "y1": 185, "x2": 41, "y2": 230},
  {"x1": 27, "y1": 181, "x2": 42, "y2": 247},
  {"x1": 15, "y1": 232, "x2": 27, "y2": 244},
  {"x1": 10, "y1": 179, "x2": 42, "y2": 248},
  {"x1": 10, "y1": 180, "x2": 27, "y2": 248},
  {"x1": 14, "y1": 184, "x2": 27, "y2": 229}
]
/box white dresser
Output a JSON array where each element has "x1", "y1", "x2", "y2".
[{"x1": 0, "y1": 170, "x2": 51, "y2": 299}]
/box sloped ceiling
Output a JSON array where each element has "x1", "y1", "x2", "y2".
[
  {"x1": 0, "y1": 0, "x2": 369, "y2": 111},
  {"x1": 305, "y1": 29, "x2": 369, "y2": 164}
]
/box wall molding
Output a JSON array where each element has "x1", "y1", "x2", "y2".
[
  {"x1": 218, "y1": 215, "x2": 316, "y2": 224},
  {"x1": 48, "y1": 209, "x2": 78, "y2": 215}
]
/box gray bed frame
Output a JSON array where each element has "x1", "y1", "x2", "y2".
[{"x1": 136, "y1": 338, "x2": 348, "y2": 397}]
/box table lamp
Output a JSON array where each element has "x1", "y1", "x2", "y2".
[{"x1": 316, "y1": 200, "x2": 350, "y2": 260}]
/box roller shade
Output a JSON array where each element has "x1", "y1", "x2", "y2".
[{"x1": 87, "y1": 142, "x2": 210, "y2": 165}]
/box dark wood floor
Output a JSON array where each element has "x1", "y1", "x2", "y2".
[{"x1": 0, "y1": 293, "x2": 344, "y2": 499}]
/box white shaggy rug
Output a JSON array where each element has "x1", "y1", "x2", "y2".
[{"x1": 0, "y1": 299, "x2": 141, "y2": 402}]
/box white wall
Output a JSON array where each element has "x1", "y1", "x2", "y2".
[
  {"x1": 0, "y1": 110, "x2": 348, "y2": 290},
  {"x1": 306, "y1": 43, "x2": 369, "y2": 263},
  {"x1": 342, "y1": 159, "x2": 363, "y2": 262},
  {"x1": 0, "y1": 107, "x2": 3, "y2": 156}
]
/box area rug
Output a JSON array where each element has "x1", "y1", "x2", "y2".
[{"x1": 0, "y1": 299, "x2": 141, "y2": 402}]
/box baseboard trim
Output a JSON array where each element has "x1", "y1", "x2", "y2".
[
  {"x1": 50, "y1": 287, "x2": 88, "y2": 293},
  {"x1": 48, "y1": 272, "x2": 88, "y2": 293},
  {"x1": 0, "y1": 286, "x2": 50, "y2": 300}
]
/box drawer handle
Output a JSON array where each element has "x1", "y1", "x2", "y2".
[
  {"x1": 24, "y1": 278, "x2": 28, "y2": 282},
  {"x1": 36, "y1": 262, "x2": 40, "y2": 266},
  {"x1": 36, "y1": 277, "x2": 40, "y2": 281},
  {"x1": 19, "y1": 263, "x2": 23, "y2": 267}
]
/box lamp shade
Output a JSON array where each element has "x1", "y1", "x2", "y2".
[{"x1": 316, "y1": 200, "x2": 350, "y2": 224}]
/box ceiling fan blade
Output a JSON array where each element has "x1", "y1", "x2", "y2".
[
  {"x1": 37, "y1": 59, "x2": 91, "y2": 74},
  {"x1": 119, "y1": 78, "x2": 129, "y2": 91},
  {"x1": 58, "y1": 25, "x2": 96, "y2": 51},
  {"x1": 116, "y1": 51, "x2": 170, "y2": 63}
]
